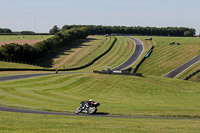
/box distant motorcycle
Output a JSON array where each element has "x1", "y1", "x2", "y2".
[{"x1": 75, "y1": 101, "x2": 100, "y2": 114}]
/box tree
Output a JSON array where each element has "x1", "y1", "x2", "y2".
[{"x1": 49, "y1": 25, "x2": 60, "y2": 35}]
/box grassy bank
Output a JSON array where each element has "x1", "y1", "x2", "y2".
[
  {"x1": 0, "y1": 73, "x2": 199, "y2": 118},
  {"x1": 51, "y1": 36, "x2": 112, "y2": 69},
  {"x1": 0, "y1": 61, "x2": 42, "y2": 69},
  {"x1": 81, "y1": 36, "x2": 135, "y2": 71},
  {"x1": 134, "y1": 36, "x2": 200, "y2": 77}
]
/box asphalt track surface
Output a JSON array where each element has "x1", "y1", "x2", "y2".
[
  {"x1": 0, "y1": 106, "x2": 199, "y2": 119},
  {"x1": 163, "y1": 54, "x2": 200, "y2": 78},
  {"x1": 112, "y1": 37, "x2": 144, "y2": 71},
  {"x1": 0, "y1": 73, "x2": 55, "y2": 81},
  {"x1": 0, "y1": 72, "x2": 91, "y2": 82}
]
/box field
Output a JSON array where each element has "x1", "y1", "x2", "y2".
[
  {"x1": 133, "y1": 36, "x2": 200, "y2": 78},
  {"x1": 0, "y1": 35, "x2": 52, "y2": 45},
  {"x1": 0, "y1": 35, "x2": 52, "y2": 42}
]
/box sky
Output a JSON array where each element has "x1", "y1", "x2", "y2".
[{"x1": 0, "y1": 0, "x2": 200, "y2": 34}]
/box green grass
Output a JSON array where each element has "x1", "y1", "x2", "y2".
[
  {"x1": 0, "y1": 111, "x2": 199, "y2": 133},
  {"x1": 81, "y1": 36, "x2": 135, "y2": 71},
  {"x1": 0, "y1": 35, "x2": 52, "y2": 42},
  {"x1": 0, "y1": 73, "x2": 199, "y2": 118},
  {"x1": 0, "y1": 61, "x2": 42, "y2": 69},
  {"x1": 134, "y1": 36, "x2": 200, "y2": 77},
  {"x1": 51, "y1": 36, "x2": 112, "y2": 69}
]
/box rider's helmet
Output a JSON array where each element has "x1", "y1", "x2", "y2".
[{"x1": 89, "y1": 99, "x2": 93, "y2": 102}]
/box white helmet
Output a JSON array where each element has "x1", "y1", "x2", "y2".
[{"x1": 89, "y1": 99, "x2": 93, "y2": 101}]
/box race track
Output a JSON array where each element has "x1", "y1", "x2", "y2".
[
  {"x1": 112, "y1": 37, "x2": 144, "y2": 71},
  {"x1": 0, "y1": 73, "x2": 55, "y2": 81},
  {"x1": 0, "y1": 106, "x2": 199, "y2": 120},
  {"x1": 0, "y1": 72, "x2": 91, "y2": 81},
  {"x1": 163, "y1": 54, "x2": 200, "y2": 78}
]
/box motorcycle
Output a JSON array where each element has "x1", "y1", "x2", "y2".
[{"x1": 75, "y1": 101, "x2": 100, "y2": 114}]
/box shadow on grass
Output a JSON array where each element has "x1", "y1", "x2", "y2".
[{"x1": 36, "y1": 37, "x2": 98, "y2": 68}]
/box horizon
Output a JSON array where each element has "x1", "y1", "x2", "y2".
[{"x1": 0, "y1": 0, "x2": 200, "y2": 34}]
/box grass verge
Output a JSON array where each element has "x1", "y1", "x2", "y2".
[{"x1": 0, "y1": 111, "x2": 199, "y2": 133}]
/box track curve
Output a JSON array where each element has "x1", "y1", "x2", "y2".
[
  {"x1": 163, "y1": 54, "x2": 200, "y2": 78},
  {"x1": 113, "y1": 37, "x2": 144, "y2": 71}
]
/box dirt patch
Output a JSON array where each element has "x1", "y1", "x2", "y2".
[{"x1": 0, "y1": 39, "x2": 45, "y2": 46}]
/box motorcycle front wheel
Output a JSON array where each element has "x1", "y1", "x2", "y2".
[{"x1": 74, "y1": 107, "x2": 82, "y2": 114}]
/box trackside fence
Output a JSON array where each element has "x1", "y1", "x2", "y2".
[
  {"x1": 184, "y1": 69, "x2": 200, "y2": 80},
  {"x1": 133, "y1": 46, "x2": 154, "y2": 73},
  {"x1": 93, "y1": 70, "x2": 142, "y2": 77}
]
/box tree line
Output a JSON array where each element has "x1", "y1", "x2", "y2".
[
  {"x1": 60, "y1": 25, "x2": 196, "y2": 37},
  {"x1": 0, "y1": 28, "x2": 49, "y2": 35},
  {"x1": 0, "y1": 27, "x2": 89, "y2": 63},
  {"x1": 0, "y1": 28, "x2": 12, "y2": 33}
]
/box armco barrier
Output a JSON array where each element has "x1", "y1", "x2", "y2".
[
  {"x1": 93, "y1": 70, "x2": 143, "y2": 77},
  {"x1": 0, "y1": 37, "x2": 117, "y2": 72},
  {"x1": 184, "y1": 69, "x2": 200, "y2": 80},
  {"x1": 133, "y1": 46, "x2": 154, "y2": 73}
]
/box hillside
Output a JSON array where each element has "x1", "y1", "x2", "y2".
[
  {"x1": 0, "y1": 73, "x2": 199, "y2": 118},
  {"x1": 134, "y1": 36, "x2": 200, "y2": 78},
  {"x1": 0, "y1": 61, "x2": 42, "y2": 69}
]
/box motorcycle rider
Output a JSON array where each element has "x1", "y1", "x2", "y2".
[
  {"x1": 88, "y1": 99, "x2": 95, "y2": 105},
  {"x1": 81, "y1": 99, "x2": 95, "y2": 113}
]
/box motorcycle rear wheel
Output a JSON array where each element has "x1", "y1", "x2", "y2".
[{"x1": 88, "y1": 107, "x2": 96, "y2": 114}]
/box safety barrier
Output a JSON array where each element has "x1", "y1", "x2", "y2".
[
  {"x1": 184, "y1": 69, "x2": 200, "y2": 80},
  {"x1": 93, "y1": 70, "x2": 142, "y2": 77},
  {"x1": 133, "y1": 46, "x2": 154, "y2": 73}
]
